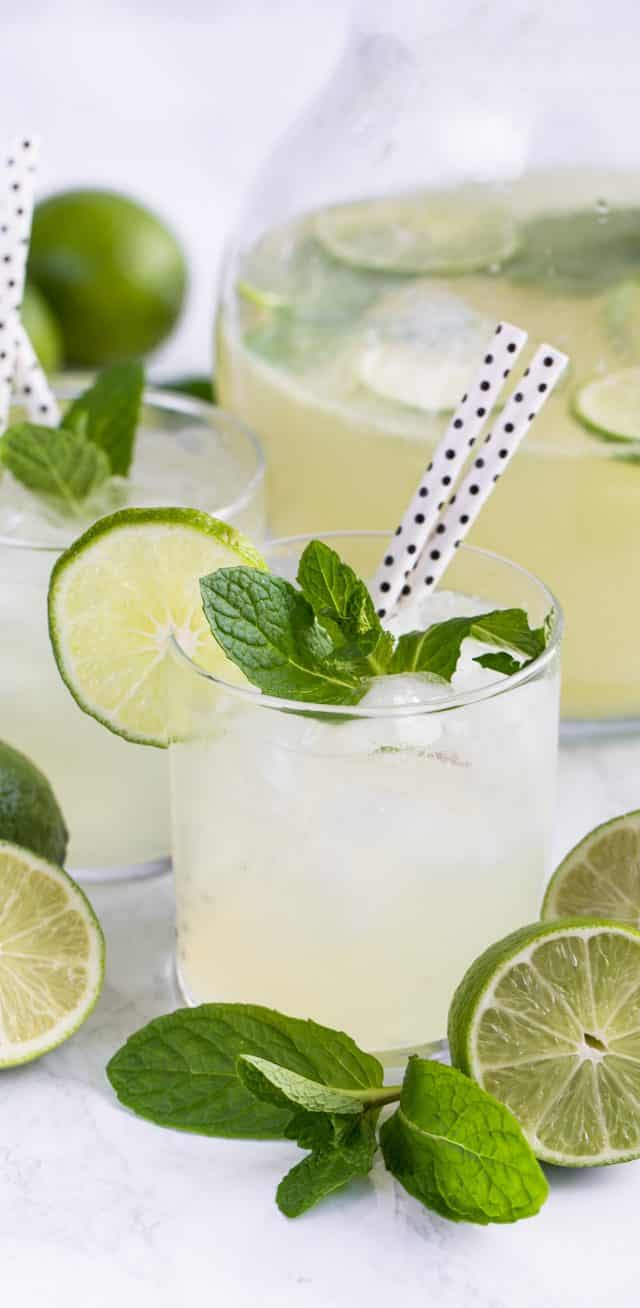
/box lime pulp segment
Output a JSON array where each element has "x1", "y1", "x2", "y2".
[
  {"x1": 543, "y1": 811, "x2": 640, "y2": 925},
  {"x1": 448, "y1": 919, "x2": 640, "y2": 1167},
  {"x1": 0, "y1": 841, "x2": 104, "y2": 1066},
  {"x1": 48, "y1": 507, "x2": 265, "y2": 748}
]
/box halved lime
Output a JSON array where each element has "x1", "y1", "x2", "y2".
[
  {"x1": 573, "y1": 368, "x2": 640, "y2": 442},
  {"x1": 0, "y1": 840, "x2": 104, "y2": 1067},
  {"x1": 448, "y1": 919, "x2": 640, "y2": 1166},
  {"x1": 315, "y1": 191, "x2": 519, "y2": 275},
  {"x1": 48, "y1": 507, "x2": 265, "y2": 748},
  {"x1": 543, "y1": 812, "x2": 640, "y2": 925},
  {"x1": 354, "y1": 282, "x2": 494, "y2": 412}
]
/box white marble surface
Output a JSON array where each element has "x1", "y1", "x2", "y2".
[{"x1": 3, "y1": 735, "x2": 640, "y2": 1308}]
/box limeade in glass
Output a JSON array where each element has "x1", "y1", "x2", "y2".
[
  {"x1": 169, "y1": 536, "x2": 561, "y2": 1055},
  {"x1": 0, "y1": 386, "x2": 265, "y2": 878}
]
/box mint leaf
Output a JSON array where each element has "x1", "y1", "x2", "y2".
[
  {"x1": 277, "y1": 1113, "x2": 378, "y2": 1218},
  {"x1": 297, "y1": 540, "x2": 393, "y2": 673},
  {"x1": 200, "y1": 567, "x2": 369, "y2": 705},
  {"x1": 284, "y1": 1110, "x2": 361, "y2": 1151},
  {"x1": 107, "y1": 1003, "x2": 383, "y2": 1139},
  {"x1": 474, "y1": 651, "x2": 522, "y2": 676},
  {"x1": 0, "y1": 423, "x2": 111, "y2": 514},
  {"x1": 380, "y1": 1059, "x2": 548, "y2": 1225},
  {"x1": 297, "y1": 539, "x2": 378, "y2": 641},
  {"x1": 237, "y1": 1056, "x2": 363, "y2": 1116},
  {"x1": 389, "y1": 618, "x2": 472, "y2": 681},
  {"x1": 390, "y1": 608, "x2": 546, "y2": 681},
  {"x1": 471, "y1": 609, "x2": 546, "y2": 660},
  {"x1": 62, "y1": 360, "x2": 144, "y2": 476},
  {"x1": 509, "y1": 207, "x2": 640, "y2": 296}
]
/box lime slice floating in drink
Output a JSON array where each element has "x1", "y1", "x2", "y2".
[
  {"x1": 573, "y1": 367, "x2": 640, "y2": 442},
  {"x1": 542, "y1": 812, "x2": 640, "y2": 925},
  {"x1": 48, "y1": 507, "x2": 266, "y2": 747},
  {"x1": 448, "y1": 919, "x2": 640, "y2": 1166},
  {"x1": 355, "y1": 282, "x2": 494, "y2": 412},
  {"x1": 0, "y1": 841, "x2": 104, "y2": 1067},
  {"x1": 315, "y1": 191, "x2": 519, "y2": 275}
]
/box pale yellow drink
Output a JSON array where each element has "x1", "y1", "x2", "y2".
[
  {"x1": 217, "y1": 171, "x2": 640, "y2": 723},
  {"x1": 0, "y1": 391, "x2": 265, "y2": 877},
  {"x1": 170, "y1": 537, "x2": 561, "y2": 1054}
]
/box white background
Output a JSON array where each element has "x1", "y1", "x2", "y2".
[{"x1": 1, "y1": 0, "x2": 349, "y2": 376}]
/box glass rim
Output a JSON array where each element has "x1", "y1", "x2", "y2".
[
  {"x1": 170, "y1": 534, "x2": 563, "y2": 720},
  {"x1": 0, "y1": 379, "x2": 266, "y2": 553}
]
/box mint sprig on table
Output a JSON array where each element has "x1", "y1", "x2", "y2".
[
  {"x1": 0, "y1": 360, "x2": 144, "y2": 514},
  {"x1": 200, "y1": 538, "x2": 549, "y2": 706},
  {"x1": 107, "y1": 1002, "x2": 547, "y2": 1223}
]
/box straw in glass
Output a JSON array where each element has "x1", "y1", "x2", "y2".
[
  {"x1": 371, "y1": 321, "x2": 528, "y2": 618},
  {"x1": 0, "y1": 135, "x2": 59, "y2": 431},
  {"x1": 372, "y1": 328, "x2": 568, "y2": 617}
]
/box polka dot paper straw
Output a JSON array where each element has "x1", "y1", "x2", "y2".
[
  {"x1": 400, "y1": 343, "x2": 569, "y2": 603},
  {"x1": 371, "y1": 322, "x2": 528, "y2": 619},
  {"x1": 13, "y1": 321, "x2": 60, "y2": 426},
  {"x1": 0, "y1": 134, "x2": 58, "y2": 432},
  {"x1": 1, "y1": 135, "x2": 39, "y2": 312}
]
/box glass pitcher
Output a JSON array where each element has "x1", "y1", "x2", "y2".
[{"x1": 217, "y1": 0, "x2": 640, "y2": 728}]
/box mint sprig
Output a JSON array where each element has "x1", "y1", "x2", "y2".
[
  {"x1": 201, "y1": 540, "x2": 551, "y2": 707},
  {"x1": 108, "y1": 1002, "x2": 547, "y2": 1224},
  {"x1": 0, "y1": 423, "x2": 111, "y2": 514},
  {"x1": 62, "y1": 360, "x2": 144, "y2": 476},
  {"x1": 0, "y1": 361, "x2": 145, "y2": 515}
]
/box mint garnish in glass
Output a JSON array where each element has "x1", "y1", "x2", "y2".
[
  {"x1": 200, "y1": 538, "x2": 550, "y2": 706},
  {"x1": 0, "y1": 360, "x2": 144, "y2": 516}
]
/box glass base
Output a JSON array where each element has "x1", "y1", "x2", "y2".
[
  {"x1": 71, "y1": 854, "x2": 171, "y2": 885},
  {"x1": 561, "y1": 715, "x2": 640, "y2": 739},
  {"x1": 175, "y1": 954, "x2": 448, "y2": 1064}
]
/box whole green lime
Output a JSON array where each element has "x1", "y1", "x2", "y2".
[
  {"x1": 28, "y1": 189, "x2": 188, "y2": 366},
  {"x1": 0, "y1": 739, "x2": 68, "y2": 864},
  {"x1": 22, "y1": 284, "x2": 64, "y2": 372}
]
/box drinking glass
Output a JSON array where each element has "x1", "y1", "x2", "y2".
[
  {"x1": 169, "y1": 534, "x2": 561, "y2": 1057},
  {"x1": 0, "y1": 383, "x2": 265, "y2": 881}
]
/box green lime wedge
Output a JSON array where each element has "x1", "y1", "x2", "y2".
[
  {"x1": 48, "y1": 507, "x2": 265, "y2": 748},
  {"x1": 448, "y1": 919, "x2": 640, "y2": 1166},
  {"x1": 315, "y1": 191, "x2": 519, "y2": 275},
  {"x1": 573, "y1": 368, "x2": 640, "y2": 442},
  {"x1": 355, "y1": 282, "x2": 494, "y2": 412},
  {"x1": 542, "y1": 812, "x2": 640, "y2": 925},
  {"x1": 0, "y1": 840, "x2": 104, "y2": 1067}
]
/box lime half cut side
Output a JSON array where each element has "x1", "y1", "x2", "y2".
[
  {"x1": 0, "y1": 841, "x2": 104, "y2": 1067},
  {"x1": 574, "y1": 368, "x2": 640, "y2": 442},
  {"x1": 448, "y1": 919, "x2": 640, "y2": 1167},
  {"x1": 48, "y1": 507, "x2": 265, "y2": 748},
  {"x1": 315, "y1": 191, "x2": 519, "y2": 276},
  {"x1": 543, "y1": 811, "x2": 640, "y2": 925}
]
